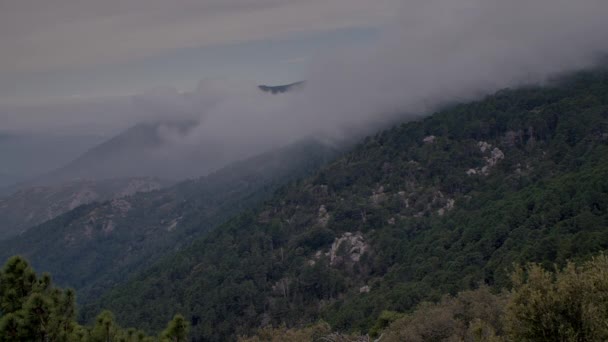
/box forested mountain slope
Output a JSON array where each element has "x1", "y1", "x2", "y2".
[
  {"x1": 0, "y1": 177, "x2": 170, "y2": 241},
  {"x1": 0, "y1": 139, "x2": 338, "y2": 304},
  {"x1": 94, "y1": 69, "x2": 608, "y2": 341}
]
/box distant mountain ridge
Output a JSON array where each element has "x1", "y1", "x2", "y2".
[
  {"x1": 2, "y1": 82, "x2": 306, "y2": 192},
  {"x1": 0, "y1": 139, "x2": 339, "y2": 304},
  {"x1": 0, "y1": 177, "x2": 171, "y2": 240},
  {"x1": 28, "y1": 121, "x2": 202, "y2": 184}
]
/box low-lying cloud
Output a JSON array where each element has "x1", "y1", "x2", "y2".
[{"x1": 3, "y1": 0, "x2": 608, "y2": 181}]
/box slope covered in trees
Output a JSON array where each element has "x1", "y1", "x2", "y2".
[
  {"x1": 0, "y1": 140, "x2": 338, "y2": 304},
  {"x1": 240, "y1": 254, "x2": 608, "y2": 341},
  {"x1": 92, "y1": 69, "x2": 608, "y2": 340},
  {"x1": 0, "y1": 177, "x2": 171, "y2": 241}
]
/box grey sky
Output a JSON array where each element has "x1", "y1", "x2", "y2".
[
  {"x1": 0, "y1": 0, "x2": 396, "y2": 102},
  {"x1": 2, "y1": 0, "x2": 607, "y2": 133},
  {"x1": 1, "y1": 0, "x2": 608, "y2": 181}
]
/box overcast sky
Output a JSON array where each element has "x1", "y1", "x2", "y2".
[
  {"x1": 0, "y1": 0, "x2": 396, "y2": 103},
  {"x1": 1, "y1": 0, "x2": 608, "y2": 180}
]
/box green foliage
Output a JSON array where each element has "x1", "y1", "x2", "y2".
[
  {"x1": 91, "y1": 68, "x2": 608, "y2": 340},
  {"x1": 381, "y1": 286, "x2": 507, "y2": 342},
  {"x1": 0, "y1": 256, "x2": 183, "y2": 341},
  {"x1": 238, "y1": 321, "x2": 353, "y2": 342},
  {"x1": 381, "y1": 254, "x2": 608, "y2": 342},
  {"x1": 160, "y1": 314, "x2": 189, "y2": 342},
  {"x1": 505, "y1": 254, "x2": 608, "y2": 341},
  {"x1": 369, "y1": 311, "x2": 405, "y2": 338},
  {"x1": 257, "y1": 254, "x2": 608, "y2": 341},
  {"x1": 0, "y1": 140, "x2": 338, "y2": 306},
  {"x1": 0, "y1": 256, "x2": 79, "y2": 341}
]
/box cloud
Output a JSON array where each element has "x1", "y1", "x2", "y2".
[
  {"x1": 281, "y1": 57, "x2": 309, "y2": 65},
  {"x1": 177, "y1": 0, "x2": 608, "y2": 147},
  {"x1": 2, "y1": 0, "x2": 608, "y2": 180},
  {"x1": 0, "y1": 0, "x2": 397, "y2": 74}
]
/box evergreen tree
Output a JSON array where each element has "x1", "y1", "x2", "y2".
[
  {"x1": 161, "y1": 314, "x2": 189, "y2": 342},
  {"x1": 0, "y1": 256, "x2": 175, "y2": 341}
]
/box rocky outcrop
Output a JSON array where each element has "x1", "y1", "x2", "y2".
[
  {"x1": 467, "y1": 141, "x2": 505, "y2": 176},
  {"x1": 329, "y1": 232, "x2": 368, "y2": 266},
  {"x1": 111, "y1": 199, "x2": 132, "y2": 214},
  {"x1": 423, "y1": 135, "x2": 436, "y2": 144},
  {"x1": 370, "y1": 186, "x2": 387, "y2": 205},
  {"x1": 437, "y1": 198, "x2": 455, "y2": 216},
  {"x1": 318, "y1": 205, "x2": 330, "y2": 227},
  {"x1": 165, "y1": 217, "x2": 180, "y2": 232}
]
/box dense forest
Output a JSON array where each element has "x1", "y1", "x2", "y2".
[
  {"x1": 2, "y1": 68, "x2": 608, "y2": 341},
  {"x1": 0, "y1": 140, "x2": 338, "y2": 302},
  {"x1": 2, "y1": 253, "x2": 607, "y2": 341},
  {"x1": 85, "y1": 69, "x2": 608, "y2": 340},
  {"x1": 240, "y1": 254, "x2": 608, "y2": 341}
]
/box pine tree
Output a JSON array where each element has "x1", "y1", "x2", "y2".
[
  {"x1": 0, "y1": 256, "x2": 37, "y2": 314},
  {"x1": 0, "y1": 256, "x2": 166, "y2": 341},
  {"x1": 161, "y1": 314, "x2": 189, "y2": 342}
]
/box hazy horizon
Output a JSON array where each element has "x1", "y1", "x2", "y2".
[{"x1": 2, "y1": 0, "x2": 608, "y2": 184}]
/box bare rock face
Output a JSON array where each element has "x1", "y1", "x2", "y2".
[
  {"x1": 166, "y1": 217, "x2": 181, "y2": 232},
  {"x1": 111, "y1": 199, "x2": 132, "y2": 215},
  {"x1": 466, "y1": 141, "x2": 505, "y2": 176},
  {"x1": 370, "y1": 186, "x2": 387, "y2": 205},
  {"x1": 423, "y1": 135, "x2": 436, "y2": 144},
  {"x1": 478, "y1": 141, "x2": 492, "y2": 153},
  {"x1": 437, "y1": 198, "x2": 455, "y2": 216},
  {"x1": 485, "y1": 147, "x2": 505, "y2": 169},
  {"x1": 329, "y1": 232, "x2": 368, "y2": 266},
  {"x1": 68, "y1": 189, "x2": 100, "y2": 211},
  {"x1": 318, "y1": 205, "x2": 330, "y2": 227}
]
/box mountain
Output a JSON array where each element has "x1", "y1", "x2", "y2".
[
  {"x1": 258, "y1": 81, "x2": 305, "y2": 94},
  {"x1": 25, "y1": 121, "x2": 205, "y2": 185},
  {"x1": 0, "y1": 177, "x2": 171, "y2": 241},
  {"x1": 8, "y1": 82, "x2": 307, "y2": 189},
  {"x1": 0, "y1": 130, "x2": 107, "y2": 190},
  {"x1": 0, "y1": 139, "x2": 339, "y2": 304},
  {"x1": 89, "y1": 69, "x2": 608, "y2": 340}
]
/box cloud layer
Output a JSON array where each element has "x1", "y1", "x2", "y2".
[
  {"x1": 0, "y1": 0, "x2": 396, "y2": 74},
  {"x1": 156, "y1": 0, "x2": 608, "y2": 157},
  {"x1": 2, "y1": 0, "x2": 608, "y2": 181}
]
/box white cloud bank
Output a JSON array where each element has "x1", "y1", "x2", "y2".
[{"x1": 2, "y1": 0, "x2": 608, "y2": 180}]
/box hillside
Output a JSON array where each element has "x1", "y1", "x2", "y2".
[
  {"x1": 0, "y1": 139, "x2": 338, "y2": 303},
  {"x1": 0, "y1": 177, "x2": 170, "y2": 240},
  {"x1": 27, "y1": 121, "x2": 204, "y2": 184},
  {"x1": 17, "y1": 82, "x2": 307, "y2": 188},
  {"x1": 92, "y1": 69, "x2": 608, "y2": 341}
]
